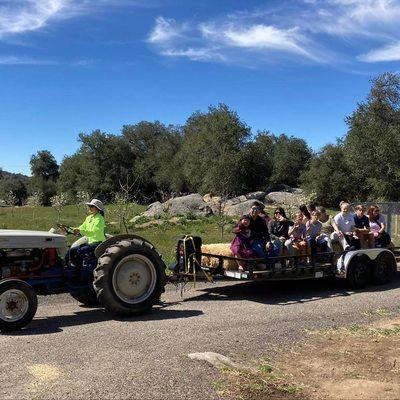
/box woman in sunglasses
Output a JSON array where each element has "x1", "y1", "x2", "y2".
[{"x1": 268, "y1": 207, "x2": 293, "y2": 256}]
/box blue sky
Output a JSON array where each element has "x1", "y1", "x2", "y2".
[{"x1": 1, "y1": 0, "x2": 400, "y2": 175}]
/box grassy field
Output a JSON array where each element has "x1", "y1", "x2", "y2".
[
  {"x1": 0, "y1": 203, "x2": 341, "y2": 265},
  {"x1": 0, "y1": 204, "x2": 237, "y2": 265}
]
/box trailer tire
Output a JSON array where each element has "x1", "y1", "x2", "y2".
[
  {"x1": 70, "y1": 287, "x2": 99, "y2": 306},
  {"x1": 346, "y1": 256, "x2": 370, "y2": 289},
  {"x1": 0, "y1": 280, "x2": 38, "y2": 332},
  {"x1": 93, "y1": 239, "x2": 166, "y2": 317},
  {"x1": 371, "y1": 252, "x2": 397, "y2": 285}
]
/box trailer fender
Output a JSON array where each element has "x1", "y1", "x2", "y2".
[{"x1": 336, "y1": 248, "x2": 394, "y2": 278}]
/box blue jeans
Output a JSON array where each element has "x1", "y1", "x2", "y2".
[{"x1": 67, "y1": 242, "x2": 100, "y2": 268}]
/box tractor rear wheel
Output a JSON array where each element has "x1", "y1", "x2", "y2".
[
  {"x1": 70, "y1": 287, "x2": 99, "y2": 306},
  {"x1": 371, "y1": 252, "x2": 397, "y2": 285},
  {"x1": 0, "y1": 280, "x2": 38, "y2": 332},
  {"x1": 93, "y1": 239, "x2": 166, "y2": 317}
]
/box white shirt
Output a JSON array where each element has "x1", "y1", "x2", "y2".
[{"x1": 334, "y1": 213, "x2": 355, "y2": 234}]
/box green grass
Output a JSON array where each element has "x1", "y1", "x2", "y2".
[{"x1": 0, "y1": 204, "x2": 236, "y2": 265}]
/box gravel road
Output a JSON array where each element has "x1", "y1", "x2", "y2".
[{"x1": 1, "y1": 274, "x2": 400, "y2": 400}]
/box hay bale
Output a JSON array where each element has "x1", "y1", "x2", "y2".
[{"x1": 201, "y1": 243, "x2": 238, "y2": 271}]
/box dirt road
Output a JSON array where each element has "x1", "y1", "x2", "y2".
[{"x1": 1, "y1": 276, "x2": 400, "y2": 399}]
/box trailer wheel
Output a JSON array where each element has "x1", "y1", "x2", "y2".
[
  {"x1": 93, "y1": 239, "x2": 166, "y2": 317},
  {"x1": 347, "y1": 256, "x2": 370, "y2": 289},
  {"x1": 70, "y1": 287, "x2": 99, "y2": 306},
  {"x1": 0, "y1": 280, "x2": 38, "y2": 332},
  {"x1": 371, "y1": 252, "x2": 397, "y2": 285}
]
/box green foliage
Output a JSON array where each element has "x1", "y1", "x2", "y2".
[
  {"x1": 0, "y1": 178, "x2": 28, "y2": 205},
  {"x1": 300, "y1": 143, "x2": 354, "y2": 206},
  {"x1": 30, "y1": 150, "x2": 59, "y2": 205},
  {"x1": 178, "y1": 104, "x2": 251, "y2": 195},
  {"x1": 343, "y1": 72, "x2": 400, "y2": 201},
  {"x1": 270, "y1": 134, "x2": 312, "y2": 187}
]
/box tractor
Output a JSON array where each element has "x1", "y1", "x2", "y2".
[{"x1": 0, "y1": 226, "x2": 166, "y2": 332}]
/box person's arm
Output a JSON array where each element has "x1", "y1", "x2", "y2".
[
  {"x1": 379, "y1": 216, "x2": 386, "y2": 233},
  {"x1": 305, "y1": 221, "x2": 312, "y2": 236},
  {"x1": 333, "y1": 215, "x2": 344, "y2": 237},
  {"x1": 79, "y1": 216, "x2": 105, "y2": 241},
  {"x1": 268, "y1": 221, "x2": 279, "y2": 241}
]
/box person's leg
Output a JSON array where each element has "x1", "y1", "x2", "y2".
[{"x1": 252, "y1": 239, "x2": 268, "y2": 259}]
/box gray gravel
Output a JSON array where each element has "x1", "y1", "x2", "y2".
[{"x1": 1, "y1": 274, "x2": 400, "y2": 399}]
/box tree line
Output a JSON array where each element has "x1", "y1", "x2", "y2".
[{"x1": 1, "y1": 72, "x2": 399, "y2": 208}]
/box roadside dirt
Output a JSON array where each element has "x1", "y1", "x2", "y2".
[
  {"x1": 217, "y1": 316, "x2": 400, "y2": 400},
  {"x1": 277, "y1": 317, "x2": 400, "y2": 400}
]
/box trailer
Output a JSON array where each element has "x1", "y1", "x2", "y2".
[{"x1": 169, "y1": 236, "x2": 399, "y2": 290}]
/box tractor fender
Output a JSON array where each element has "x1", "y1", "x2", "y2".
[
  {"x1": 337, "y1": 248, "x2": 395, "y2": 278},
  {"x1": 94, "y1": 234, "x2": 157, "y2": 259}
]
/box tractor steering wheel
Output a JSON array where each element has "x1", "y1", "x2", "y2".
[{"x1": 57, "y1": 223, "x2": 76, "y2": 236}]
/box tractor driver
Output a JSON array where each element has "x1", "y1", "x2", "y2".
[{"x1": 68, "y1": 199, "x2": 106, "y2": 267}]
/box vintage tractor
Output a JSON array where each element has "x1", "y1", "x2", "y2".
[{"x1": 0, "y1": 227, "x2": 166, "y2": 332}]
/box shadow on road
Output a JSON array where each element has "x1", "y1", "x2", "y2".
[
  {"x1": 6, "y1": 305, "x2": 203, "y2": 336},
  {"x1": 182, "y1": 272, "x2": 400, "y2": 306}
]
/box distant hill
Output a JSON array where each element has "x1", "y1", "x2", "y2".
[{"x1": 0, "y1": 170, "x2": 30, "y2": 183}]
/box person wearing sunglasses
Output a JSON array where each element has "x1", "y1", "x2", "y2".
[{"x1": 268, "y1": 207, "x2": 293, "y2": 256}]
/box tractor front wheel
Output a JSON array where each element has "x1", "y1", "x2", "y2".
[
  {"x1": 93, "y1": 239, "x2": 166, "y2": 317},
  {"x1": 0, "y1": 280, "x2": 38, "y2": 332}
]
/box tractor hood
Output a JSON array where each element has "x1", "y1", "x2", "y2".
[{"x1": 0, "y1": 230, "x2": 67, "y2": 249}]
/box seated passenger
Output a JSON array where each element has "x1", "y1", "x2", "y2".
[
  {"x1": 317, "y1": 206, "x2": 341, "y2": 252},
  {"x1": 368, "y1": 205, "x2": 391, "y2": 247},
  {"x1": 353, "y1": 204, "x2": 374, "y2": 248},
  {"x1": 230, "y1": 215, "x2": 257, "y2": 271},
  {"x1": 285, "y1": 211, "x2": 308, "y2": 260},
  {"x1": 306, "y1": 210, "x2": 327, "y2": 256},
  {"x1": 268, "y1": 207, "x2": 293, "y2": 256},
  {"x1": 247, "y1": 202, "x2": 272, "y2": 258},
  {"x1": 299, "y1": 204, "x2": 311, "y2": 224},
  {"x1": 334, "y1": 201, "x2": 360, "y2": 251}
]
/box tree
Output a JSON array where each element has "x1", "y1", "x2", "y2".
[
  {"x1": 343, "y1": 72, "x2": 400, "y2": 201},
  {"x1": 0, "y1": 178, "x2": 28, "y2": 205},
  {"x1": 300, "y1": 143, "x2": 355, "y2": 206},
  {"x1": 122, "y1": 121, "x2": 183, "y2": 198},
  {"x1": 240, "y1": 131, "x2": 274, "y2": 192},
  {"x1": 30, "y1": 150, "x2": 59, "y2": 205},
  {"x1": 178, "y1": 104, "x2": 251, "y2": 195},
  {"x1": 270, "y1": 134, "x2": 312, "y2": 187},
  {"x1": 30, "y1": 150, "x2": 59, "y2": 181}
]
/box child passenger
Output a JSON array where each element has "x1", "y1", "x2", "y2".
[
  {"x1": 230, "y1": 215, "x2": 257, "y2": 271},
  {"x1": 353, "y1": 204, "x2": 374, "y2": 248},
  {"x1": 306, "y1": 210, "x2": 327, "y2": 256},
  {"x1": 285, "y1": 211, "x2": 308, "y2": 259}
]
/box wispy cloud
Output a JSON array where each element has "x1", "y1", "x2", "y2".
[
  {"x1": 358, "y1": 41, "x2": 400, "y2": 62},
  {"x1": 0, "y1": 0, "x2": 152, "y2": 39},
  {"x1": 148, "y1": 0, "x2": 400, "y2": 68},
  {"x1": 0, "y1": 55, "x2": 57, "y2": 65}
]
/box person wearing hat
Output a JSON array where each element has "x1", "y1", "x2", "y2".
[{"x1": 68, "y1": 199, "x2": 106, "y2": 268}]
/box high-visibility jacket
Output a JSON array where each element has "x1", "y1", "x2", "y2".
[{"x1": 78, "y1": 213, "x2": 106, "y2": 244}]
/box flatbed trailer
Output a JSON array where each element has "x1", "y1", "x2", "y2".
[{"x1": 170, "y1": 236, "x2": 399, "y2": 290}]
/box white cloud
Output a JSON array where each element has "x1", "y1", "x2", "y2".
[
  {"x1": 0, "y1": 0, "x2": 150, "y2": 39},
  {"x1": 0, "y1": 55, "x2": 57, "y2": 65},
  {"x1": 0, "y1": 0, "x2": 70, "y2": 38},
  {"x1": 358, "y1": 41, "x2": 400, "y2": 62},
  {"x1": 147, "y1": 16, "x2": 185, "y2": 44},
  {"x1": 201, "y1": 23, "x2": 319, "y2": 61},
  {"x1": 162, "y1": 47, "x2": 224, "y2": 62}
]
